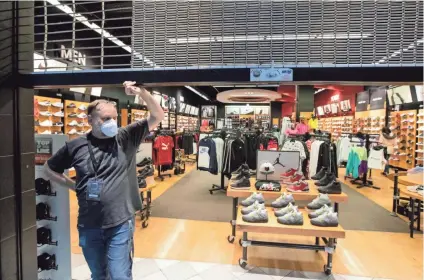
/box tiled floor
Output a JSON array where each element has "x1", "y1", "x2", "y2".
[{"x1": 71, "y1": 254, "x2": 393, "y2": 280}]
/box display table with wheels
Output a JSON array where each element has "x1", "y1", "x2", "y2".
[
  {"x1": 226, "y1": 178, "x2": 348, "y2": 243},
  {"x1": 138, "y1": 177, "x2": 158, "y2": 228},
  {"x1": 226, "y1": 178, "x2": 348, "y2": 275},
  {"x1": 389, "y1": 170, "x2": 423, "y2": 238},
  {"x1": 237, "y1": 207, "x2": 345, "y2": 275}
]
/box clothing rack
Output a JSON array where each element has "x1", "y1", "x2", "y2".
[
  {"x1": 207, "y1": 130, "x2": 228, "y2": 194},
  {"x1": 347, "y1": 133, "x2": 381, "y2": 190},
  {"x1": 154, "y1": 130, "x2": 174, "y2": 181}
]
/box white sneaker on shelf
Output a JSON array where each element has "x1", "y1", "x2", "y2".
[
  {"x1": 38, "y1": 101, "x2": 51, "y2": 107},
  {"x1": 68, "y1": 128, "x2": 77, "y2": 135},
  {"x1": 52, "y1": 102, "x2": 63, "y2": 108},
  {"x1": 68, "y1": 120, "x2": 79, "y2": 126},
  {"x1": 53, "y1": 111, "x2": 64, "y2": 117},
  {"x1": 77, "y1": 113, "x2": 87, "y2": 119},
  {"x1": 39, "y1": 111, "x2": 52, "y2": 117},
  {"x1": 78, "y1": 105, "x2": 87, "y2": 111},
  {"x1": 39, "y1": 120, "x2": 52, "y2": 127},
  {"x1": 40, "y1": 130, "x2": 51, "y2": 135}
]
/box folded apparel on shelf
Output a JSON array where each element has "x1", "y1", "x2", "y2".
[
  {"x1": 242, "y1": 208, "x2": 268, "y2": 223},
  {"x1": 310, "y1": 212, "x2": 339, "y2": 227},
  {"x1": 307, "y1": 194, "x2": 332, "y2": 210},
  {"x1": 271, "y1": 192, "x2": 295, "y2": 209},
  {"x1": 255, "y1": 180, "x2": 281, "y2": 192},
  {"x1": 241, "y1": 200, "x2": 265, "y2": 215},
  {"x1": 241, "y1": 192, "x2": 265, "y2": 207}
]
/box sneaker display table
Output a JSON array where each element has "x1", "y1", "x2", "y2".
[
  {"x1": 138, "y1": 176, "x2": 158, "y2": 228},
  {"x1": 227, "y1": 178, "x2": 348, "y2": 275}
]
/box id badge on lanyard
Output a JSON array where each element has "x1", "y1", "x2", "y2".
[{"x1": 86, "y1": 137, "x2": 103, "y2": 201}]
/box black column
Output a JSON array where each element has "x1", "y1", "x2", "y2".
[{"x1": 1, "y1": 2, "x2": 37, "y2": 280}]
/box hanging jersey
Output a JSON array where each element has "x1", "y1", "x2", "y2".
[{"x1": 154, "y1": 136, "x2": 174, "y2": 165}]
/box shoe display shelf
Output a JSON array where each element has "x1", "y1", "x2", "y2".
[
  {"x1": 137, "y1": 175, "x2": 158, "y2": 229},
  {"x1": 34, "y1": 96, "x2": 64, "y2": 135},
  {"x1": 389, "y1": 110, "x2": 417, "y2": 170},
  {"x1": 226, "y1": 178, "x2": 348, "y2": 275},
  {"x1": 188, "y1": 116, "x2": 199, "y2": 130},
  {"x1": 64, "y1": 100, "x2": 90, "y2": 140},
  {"x1": 416, "y1": 109, "x2": 424, "y2": 165},
  {"x1": 318, "y1": 118, "x2": 332, "y2": 134},
  {"x1": 354, "y1": 109, "x2": 386, "y2": 135},
  {"x1": 177, "y1": 115, "x2": 189, "y2": 130},
  {"x1": 131, "y1": 109, "x2": 149, "y2": 123}
]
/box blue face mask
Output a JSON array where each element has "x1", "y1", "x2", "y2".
[{"x1": 100, "y1": 119, "x2": 118, "y2": 137}]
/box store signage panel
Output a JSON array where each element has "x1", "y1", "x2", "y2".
[
  {"x1": 250, "y1": 67, "x2": 293, "y2": 82},
  {"x1": 356, "y1": 91, "x2": 369, "y2": 112},
  {"x1": 60, "y1": 45, "x2": 86, "y2": 66},
  {"x1": 35, "y1": 138, "x2": 53, "y2": 165},
  {"x1": 369, "y1": 87, "x2": 386, "y2": 110}
]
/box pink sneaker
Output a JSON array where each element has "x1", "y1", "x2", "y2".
[
  {"x1": 284, "y1": 174, "x2": 304, "y2": 185},
  {"x1": 287, "y1": 181, "x2": 309, "y2": 192},
  {"x1": 280, "y1": 168, "x2": 297, "y2": 179}
]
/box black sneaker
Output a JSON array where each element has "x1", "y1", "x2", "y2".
[
  {"x1": 138, "y1": 165, "x2": 154, "y2": 178},
  {"x1": 318, "y1": 180, "x2": 342, "y2": 194},
  {"x1": 234, "y1": 170, "x2": 250, "y2": 180},
  {"x1": 230, "y1": 176, "x2": 251, "y2": 189},
  {"x1": 311, "y1": 167, "x2": 328, "y2": 180},
  {"x1": 138, "y1": 178, "x2": 147, "y2": 189},
  {"x1": 137, "y1": 157, "x2": 152, "y2": 167},
  {"x1": 53, "y1": 122, "x2": 63, "y2": 127},
  {"x1": 315, "y1": 173, "x2": 336, "y2": 187},
  {"x1": 232, "y1": 163, "x2": 250, "y2": 175}
]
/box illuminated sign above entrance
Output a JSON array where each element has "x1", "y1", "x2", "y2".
[{"x1": 60, "y1": 45, "x2": 86, "y2": 66}]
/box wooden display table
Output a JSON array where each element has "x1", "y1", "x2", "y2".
[
  {"x1": 227, "y1": 178, "x2": 348, "y2": 275},
  {"x1": 390, "y1": 170, "x2": 423, "y2": 238},
  {"x1": 138, "y1": 176, "x2": 158, "y2": 228}
]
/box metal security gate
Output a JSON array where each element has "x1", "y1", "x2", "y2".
[{"x1": 132, "y1": 0, "x2": 424, "y2": 69}]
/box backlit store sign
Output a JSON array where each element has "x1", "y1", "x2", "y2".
[{"x1": 60, "y1": 45, "x2": 86, "y2": 66}]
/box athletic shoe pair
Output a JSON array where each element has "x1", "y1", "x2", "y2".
[
  {"x1": 308, "y1": 204, "x2": 339, "y2": 227},
  {"x1": 274, "y1": 203, "x2": 303, "y2": 225},
  {"x1": 281, "y1": 168, "x2": 309, "y2": 192}
]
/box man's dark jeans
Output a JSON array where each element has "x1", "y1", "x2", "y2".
[{"x1": 78, "y1": 218, "x2": 134, "y2": 280}]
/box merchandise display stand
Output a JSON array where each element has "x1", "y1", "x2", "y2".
[
  {"x1": 64, "y1": 100, "x2": 90, "y2": 140},
  {"x1": 390, "y1": 169, "x2": 423, "y2": 238},
  {"x1": 227, "y1": 178, "x2": 347, "y2": 275},
  {"x1": 138, "y1": 176, "x2": 158, "y2": 228}
]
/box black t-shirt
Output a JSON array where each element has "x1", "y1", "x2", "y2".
[{"x1": 47, "y1": 120, "x2": 149, "y2": 229}]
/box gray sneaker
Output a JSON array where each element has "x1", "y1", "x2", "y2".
[
  {"x1": 308, "y1": 204, "x2": 333, "y2": 219},
  {"x1": 277, "y1": 211, "x2": 304, "y2": 225},
  {"x1": 230, "y1": 176, "x2": 251, "y2": 189},
  {"x1": 307, "y1": 194, "x2": 332, "y2": 210},
  {"x1": 310, "y1": 212, "x2": 339, "y2": 227},
  {"x1": 241, "y1": 200, "x2": 265, "y2": 215},
  {"x1": 242, "y1": 209, "x2": 268, "y2": 223},
  {"x1": 271, "y1": 193, "x2": 294, "y2": 208},
  {"x1": 274, "y1": 203, "x2": 297, "y2": 217},
  {"x1": 241, "y1": 192, "x2": 265, "y2": 207}
]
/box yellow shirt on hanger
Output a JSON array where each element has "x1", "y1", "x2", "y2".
[{"x1": 308, "y1": 118, "x2": 318, "y2": 130}]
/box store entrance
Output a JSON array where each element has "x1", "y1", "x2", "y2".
[{"x1": 32, "y1": 83, "x2": 423, "y2": 280}]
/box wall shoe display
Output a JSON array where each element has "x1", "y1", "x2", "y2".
[
  {"x1": 308, "y1": 204, "x2": 333, "y2": 219},
  {"x1": 241, "y1": 200, "x2": 265, "y2": 215},
  {"x1": 318, "y1": 180, "x2": 342, "y2": 194},
  {"x1": 277, "y1": 210, "x2": 304, "y2": 226},
  {"x1": 274, "y1": 203, "x2": 297, "y2": 217},
  {"x1": 241, "y1": 192, "x2": 265, "y2": 206},
  {"x1": 315, "y1": 173, "x2": 336, "y2": 186},
  {"x1": 311, "y1": 167, "x2": 328, "y2": 180},
  {"x1": 310, "y1": 212, "x2": 339, "y2": 227},
  {"x1": 271, "y1": 192, "x2": 295, "y2": 208},
  {"x1": 230, "y1": 177, "x2": 251, "y2": 190},
  {"x1": 307, "y1": 194, "x2": 332, "y2": 210},
  {"x1": 242, "y1": 208, "x2": 269, "y2": 223}
]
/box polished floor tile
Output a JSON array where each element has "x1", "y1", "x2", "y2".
[{"x1": 161, "y1": 261, "x2": 198, "y2": 280}]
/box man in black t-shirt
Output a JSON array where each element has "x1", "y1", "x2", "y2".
[{"x1": 44, "y1": 81, "x2": 164, "y2": 280}]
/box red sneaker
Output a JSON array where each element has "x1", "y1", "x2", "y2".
[
  {"x1": 280, "y1": 168, "x2": 297, "y2": 179},
  {"x1": 284, "y1": 173, "x2": 303, "y2": 184},
  {"x1": 287, "y1": 181, "x2": 309, "y2": 192}
]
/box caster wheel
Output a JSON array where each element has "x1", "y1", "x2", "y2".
[
  {"x1": 238, "y1": 258, "x2": 247, "y2": 269},
  {"x1": 227, "y1": 235, "x2": 235, "y2": 243},
  {"x1": 323, "y1": 265, "x2": 331, "y2": 275},
  {"x1": 209, "y1": 190, "x2": 213, "y2": 195},
  {"x1": 239, "y1": 239, "x2": 243, "y2": 246},
  {"x1": 140, "y1": 214, "x2": 145, "y2": 220},
  {"x1": 142, "y1": 221, "x2": 149, "y2": 228}
]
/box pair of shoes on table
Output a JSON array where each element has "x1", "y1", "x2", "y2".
[
  {"x1": 138, "y1": 165, "x2": 154, "y2": 179},
  {"x1": 274, "y1": 203, "x2": 303, "y2": 225},
  {"x1": 241, "y1": 193, "x2": 268, "y2": 223},
  {"x1": 308, "y1": 204, "x2": 339, "y2": 227},
  {"x1": 137, "y1": 157, "x2": 152, "y2": 167},
  {"x1": 313, "y1": 167, "x2": 342, "y2": 194},
  {"x1": 281, "y1": 169, "x2": 309, "y2": 192},
  {"x1": 231, "y1": 164, "x2": 251, "y2": 189},
  {"x1": 138, "y1": 177, "x2": 147, "y2": 189}
]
